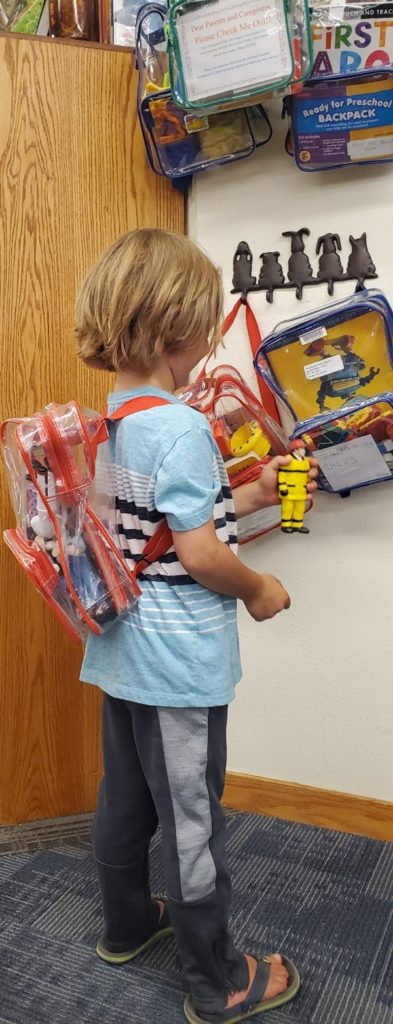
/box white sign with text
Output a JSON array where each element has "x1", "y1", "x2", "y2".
[{"x1": 176, "y1": 0, "x2": 291, "y2": 101}]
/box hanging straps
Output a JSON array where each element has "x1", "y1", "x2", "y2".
[{"x1": 200, "y1": 299, "x2": 279, "y2": 423}]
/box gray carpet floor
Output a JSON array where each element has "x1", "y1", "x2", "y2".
[{"x1": 0, "y1": 812, "x2": 392, "y2": 1024}]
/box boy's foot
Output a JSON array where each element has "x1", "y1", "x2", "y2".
[
  {"x1": 96, "y1": 898, "x2": 173, "y2": 964},
  {"x1": 184, "y1": 952, "x2": 300, "y2": 1024},
  {"x1": 226, "y1": 953, "x2": 288, "y2": 1010}
]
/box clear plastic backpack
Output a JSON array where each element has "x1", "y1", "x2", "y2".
[{"x1": 1, "y1": 398, "x2": 172, "y2": 642}]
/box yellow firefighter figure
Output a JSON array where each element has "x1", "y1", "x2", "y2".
[{"x1": 278, "y1": 439, "x2": 310, "y2": 534}]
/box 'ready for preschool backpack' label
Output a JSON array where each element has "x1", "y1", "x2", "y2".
[{"x1": 292, "y1": 77, "x2": 393, "y2": 168}]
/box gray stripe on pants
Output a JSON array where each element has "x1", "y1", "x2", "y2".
[{"x1": 157, "y1": 707, "x2": 217, "y2": 902}]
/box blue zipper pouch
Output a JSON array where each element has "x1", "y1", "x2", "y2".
[
  {"x1": 292, "y1": 393, "x2": 393, "y2": 492},
  {"x1": 255, "y1": 290, "x2": 393, "y2": 491}
]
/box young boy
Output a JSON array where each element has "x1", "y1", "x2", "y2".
[{"x1": 75, "y1": 229, "x2": 316, "y2": 1024}]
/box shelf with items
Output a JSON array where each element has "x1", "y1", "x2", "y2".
[{"x1": 0, "y1": 0, "x2": 142, "y2": 45}]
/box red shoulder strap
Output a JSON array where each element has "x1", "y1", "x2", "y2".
[
  {"x1": 106, "y1": 395, "x2": 173, "y2": 574},
  {"x1": 106, "y1": 396, "x2": 172, "y2": 420}
]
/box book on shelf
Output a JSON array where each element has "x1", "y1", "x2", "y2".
[
  {"x1": 98, "y1": 0, "x2": 111, "y2": 43},
  {"x1": 0, "y1": 0, "x2": 49, "y2": 33}
]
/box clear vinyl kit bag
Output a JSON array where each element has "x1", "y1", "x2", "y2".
[
  {"x1": 291, "y1": 393, "x2": 393, "y2": 493},
  {"x1": 136, "y1": 3, "x2": 272, "y2": 181},
  {"x1": 179, "y1": 363, "x2": 289, "y2": 542},
  {"x1": 166, "y1": 0, "x2": 313, "y2": 112},
  {"x1": 1, "y1": 399, "x2": 172, "y2": 642},
  {"x1": 310, "y1": 1, "x2": 393, "y2": 82},
  {"x1": 255, "y1": 289, "x2": 393, "y2": 492}
]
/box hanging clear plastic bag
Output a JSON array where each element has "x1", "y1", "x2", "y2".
[
  {"x1": 255, "y1": 290, "x2": 393, "y2": 423},
  {"x1": 292, "y1": 394, "x2": 393, "y2": 493},
  {"x1": 255, "y1": 291, "x2": 393, "y2": 493},
  {"x1": 310, "y1": 2, "x2": 393, "y2": 82},
  {"x1": 166, "y1": 0, "x2": 312, "y2": 111},
  {"x1": 136, "y1": 3, "x2": 272, "y2": 180},
  {"x1": 178, "y1": 364, "x2": 291, "y2": 543}
]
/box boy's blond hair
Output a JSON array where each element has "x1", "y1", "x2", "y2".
[{"x1": 75, "y1": 229, "x2": 223, "y2": 373}]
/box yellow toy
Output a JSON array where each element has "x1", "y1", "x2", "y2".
[
  {"x1": 230, "y1": 420, "x2": 271, "y2": 461},
  {"x1": 150, "y1": 97, "x2": 187, "y2": 145},
  {"x1": 144, "y1": 73, "x2": 170, "y2": 97},
  {"x1": 278, "y1": 439, "x2": 310, "y2": 534}
]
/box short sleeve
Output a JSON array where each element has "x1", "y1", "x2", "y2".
[{"x1": 155, "y1": 427, "x2": 220, "y2": 531}]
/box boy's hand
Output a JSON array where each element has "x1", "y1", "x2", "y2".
[
  {"x1": 257, "y1": 455, "x2": 318, "y2": 508},
  {"x1": 245, "y1": 574, "x2": 291, "y2": 621}
]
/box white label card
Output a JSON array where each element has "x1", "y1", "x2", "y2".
[
  {"x1": 316, "y1": 435, "x2": 391, "y2": 490},
  {"x1": 347, "y1": 136, "x2": 393, "y2": 160},
  {"x1": 175, "y1": 0, "x2": 292, "y2": 102},
  {"x1": 304, "y1": 355, "x2": 343, "y2": 380}
]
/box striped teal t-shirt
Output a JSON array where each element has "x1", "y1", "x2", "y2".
[{"x1": 80, "y1": 387, "x2": 242, "y2": 707}]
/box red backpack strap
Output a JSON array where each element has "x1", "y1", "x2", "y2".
[
  {"x1": 106, "y1": 395, "x2": 174, "y2": 573},
  {"x1": 106, "y1": 396, "x2": 172, "y2": 419},
  {"x1": 133, "y1": 520, "x2": 173, "y2": 578},
  {"x1": 241, "y1": 301, "x2": 279, "y2": 423},
  {"x1": 199, "y1": 300, "x2": 279, "y2": 423}
]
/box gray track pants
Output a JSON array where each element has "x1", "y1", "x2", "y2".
[{"x1": 93, "y1": 695, "x2": 247, "y2": 1016}]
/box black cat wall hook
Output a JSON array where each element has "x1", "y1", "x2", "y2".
[
  {"x1": 231, "y1": 230, "x2": 378, "y2": 302},
  {"x1": 347, "y1": 233, "x2": 377, "y2": 291}
]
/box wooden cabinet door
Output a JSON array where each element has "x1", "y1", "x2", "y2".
[{"x1": 0, "y1": 35, "x2": 184, "y2": 824}]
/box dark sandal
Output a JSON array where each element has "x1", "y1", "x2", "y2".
[
  {"x1": 184, "y1": 955, "x2": 301, "y2": 1024},
  {"x1": 96, "y1": 899, "x2": 173, "y2": 964}
]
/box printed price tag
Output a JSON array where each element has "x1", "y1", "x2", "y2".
[{"x1": 304, "y1": 355, "x2": 343, "y2": 380}]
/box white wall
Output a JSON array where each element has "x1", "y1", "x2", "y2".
[{"x1": 189, "y1": 103, "x2": 393, "y2": 801}]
